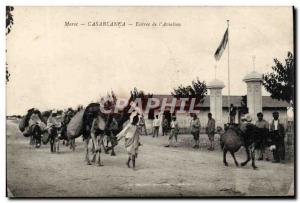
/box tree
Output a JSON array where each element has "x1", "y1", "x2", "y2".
[
  {"x1": 6, "y1": 6, "x2": 14, "y2": 83},
  {"x1": 129, "y1": 87, "x2": 154, "y2": 119},
  {"x1": 171, "y1": 78, "x2": 207, "y2": 104},
  {"x1": 130, "y1": 87, "x2": 152, "y2": 99},
  {"x1": 6, "y1": 63, "x2": 10, "y2": 83},
  {"x1": 130, "y1": 87, "x2": 153, "y2": 106},
  {"x1": 263, "y1": 52, "x2": 294, "y2": 105},
  {"x1": 130, "y1": 87, "x2": 145, "y2": 101},
  {"x1": 6, "y1": 6, "x2": 14, "y2": 35}
]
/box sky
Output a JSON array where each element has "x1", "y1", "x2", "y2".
[{"x1": 6, "y1": 6, "x2": 293, "y2": 115}]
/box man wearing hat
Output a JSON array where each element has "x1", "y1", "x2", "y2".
[
  {"x1": 255, "y1": 112, "x2": 270, "y2": 161},
  {"x1": 270, "y1": 111, "x2": 286, "y2": 163},
  {"x1": 240, "y1": 114, "x2": 252, "y2": 133}
]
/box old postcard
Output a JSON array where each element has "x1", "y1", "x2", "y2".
[{"x1": 6, "y1": 6, "x2": 295, "y2": 197}]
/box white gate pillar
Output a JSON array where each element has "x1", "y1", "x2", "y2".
[{"x1": 207, "y1": 79, "x2": 225, "y2": 127}]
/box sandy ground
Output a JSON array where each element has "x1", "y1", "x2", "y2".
[{"x1": 6, "y1": 119, "x2": 294, "y2": 197}]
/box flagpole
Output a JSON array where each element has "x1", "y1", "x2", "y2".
[
  {"x1": 214, "y1": 65, "x2": 217, "y2": 79},
  {"x1": 227, "y1": 20, "x2": 230, "y2": 123}
]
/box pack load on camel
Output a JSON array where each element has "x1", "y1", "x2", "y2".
[
  {"x1": 18, "y1": 116, "x2": 27, "y2": 133},
  {"x1": 19, "y1": 108, "x2": 46, "y2": 148},
  {"x1": 18, "y1": 108, "x2": 35, "y2": 133},
  {"x1": 67, "y1": 109, "x2": 85, "y2": 139},
  {"x1": 59, "y1": 108, "x2": 76, "y2": 150},
  {"x1": 66, "y1": 103, "x2": 104, "y2": 139},
  {"x1": 41, "y1": 110, "x2": 52, "y2": 124},
  {"x1": 60, "y1": 109, "x2": 75, "y2": 140},
  {"x1": 40, "y1": 110, "x2": 52, "y2": 144}
]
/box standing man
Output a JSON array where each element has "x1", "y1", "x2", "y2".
[
  {"x1": 117, "y1": 112, "x2": 141, "y2": 170},
  {"x1": 229, "y1": 104, "x2": 237, "y2": 124},
  {"x1": 153, "y1": 115, "x2": 160, "y2": 138},
  {"x1": 270, "y1": 111, "x2": 286, "y2": 163},
  {"x1": 162, "y1": 117, "x2": 169, "y2": 136},
  {"x1": 206, "y1": 113, "x2": 216, "y2": 151},
  {"x1": 190, "y1": 114, "x2": 201, "y2": 149},
  {"x1": 255, "y1": 112, "x2": 270, "y2": 161},
  {"x1": 47, "y1": 110, "x2": 62, "y2": 153},
  {"x1": 165, "y1": 116, "x2": 179, "y2": 147}
]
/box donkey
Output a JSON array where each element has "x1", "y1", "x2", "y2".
[{"x1": 30, "y1": 124, "x2": 42, "y2": 148}]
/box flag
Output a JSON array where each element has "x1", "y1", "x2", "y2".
[{"x1": 214, "y1": 28, "x2": 228, "y2": 61}]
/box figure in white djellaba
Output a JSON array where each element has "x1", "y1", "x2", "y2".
[{"x1": 117, "y1": 109, "x2": 142, "y2": 170}]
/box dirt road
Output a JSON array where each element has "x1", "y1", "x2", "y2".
[{"x1": 6, "y1": 119, "x2": 294, "y2": 197}]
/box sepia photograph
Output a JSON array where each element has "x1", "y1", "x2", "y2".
[{"x1": 6, "y1": 6, "x2": 295, "y2": 197}]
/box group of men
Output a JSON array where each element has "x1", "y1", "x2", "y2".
[
  {"x1": 150, "y1": 112, "x2": 216, "y2": 150},
  {"x1": 228, "y1": 103, "x2": 287, "y2": 163},
  {"x1": 235, "y1": 110, "x2": 286, "y2": 163},
  {"x1": 189, "y1": 113, "x2": 216, "y2": 150},
  {"x1": 152, "y1": 115, "x2": 172, "y2": 137},
  {"x1": 148, "y1": 106, "x2": 287, "y2": 164},
  {"x1": 254, "y1": 111, "x2": 286, "y2": 163},
  {"x1": 139, "y1": 113, "x2": 179, "y2": 147}
]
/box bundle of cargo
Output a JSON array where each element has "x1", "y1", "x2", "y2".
[
  {"x1": 41, "y1": 110, "x2": 52, "y2": 124},
  {"x1": 22, "y1": 127, "x2": 31, "y2": 137},
  {"x1": 42, "y1": 131, "x2": 50, "y2": 144},
  {"x1": 18, "y1": 116, "x2": 27, "y2": 132},
  {"x1": 67, "y1": 109, "x2": 84, "y2": 139},
  {"x1": 18, "y1": 108, "x2": 34, "y2": 133},
  {"x1": 20, "y1": 108, "x2": 46, "y2": 139},
  {"x1": 85, "y1": 103, "x2": 100, "y2": 116},
  {"x1": 67, "y1": 103, "x2": 102, "y2": 140}
]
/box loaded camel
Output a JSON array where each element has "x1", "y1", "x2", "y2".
[
  {"x1": 220, "y1": 115, "x2": 269, "y2": 170},
  {"x1": 67, "y1": 102, "x2": 131, "y2": 166}
]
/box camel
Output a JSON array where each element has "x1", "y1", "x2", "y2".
[
  {"x1": 75, "y1": 102, "x2": 131, "y2": 166},
  {"x1": 220, "y1": 123, "x2": 266, "y2": 170}
]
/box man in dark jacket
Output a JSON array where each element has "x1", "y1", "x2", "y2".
[
  {"x1": 229, "y1": 104, "x2": 237, "y2": 124},
  {"x1": 162, "y1": 117, "x2": 169, "y2": 136},
  {"x1": 270, "y1": 111, "x2": 286, "y2": 163}
]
